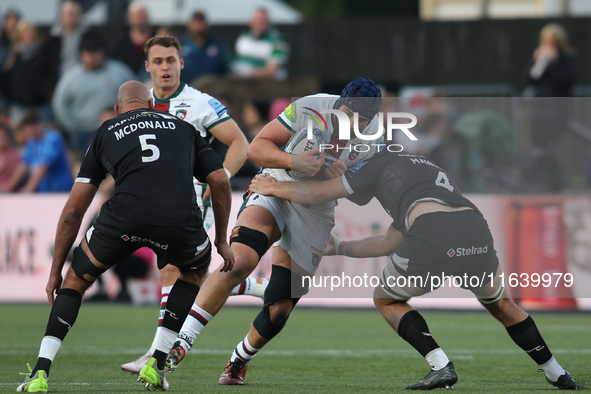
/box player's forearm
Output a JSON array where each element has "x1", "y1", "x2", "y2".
[
  {"x1": 222, "y1": 133, "x2": 249, "y2": 176},
  {"x1": 52, "y1": 208, "x2": 85, "y2": 274},
  {"x1": 340, "y1": 236, "x2": 392, "y2": 258},
  {"x1": 208, "y1": 173, "x2": 232, "y2": 243},
  {"x1": 247, "y1": 138, "x2": 291, "y2": 169}
]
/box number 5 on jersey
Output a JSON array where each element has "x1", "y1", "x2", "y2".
[
  {"x1": 436, "y1": 171, "x2": 454, "y2": 192},
  {"x1": 139, "y1": 134, "x2": 160, "y2": 162}
]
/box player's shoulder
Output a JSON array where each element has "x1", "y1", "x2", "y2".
[{"x1": 291, "y1": 94, "x2": 338, "y2": 112}]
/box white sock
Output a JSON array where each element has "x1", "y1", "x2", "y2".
[
  {"x1": 38, "y1": 336, "x2": 62, "y2": 361},
  {"x1": 155, "y1": 327, "x2": 177, "y2": 355},
  {"x1": 230, "y1": 335, "x2": 260, "y2": 363},
  {"x1": 425, "y1": 348, "x2": 449, "y2": 371},
  {"x1": 230, "y1": 278, "x2": 268, "y2": 298},
  {"x1": 176, "y1": 304, "x2": 213, "y2": 351},
  {"x1": 540, "y1": 356, "x2": 566, "y2": 382},
  {"x1": 149, "y1": 285, "x2": 173, "y2": 353}
]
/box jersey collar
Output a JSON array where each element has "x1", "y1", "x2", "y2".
[{"x1": 153, "y1": 81, "x2": 186, "y2": 104}]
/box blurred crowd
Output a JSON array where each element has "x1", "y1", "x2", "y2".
[
  {"x1": 0, "y1": 1, "x2": 290, "y2": 193},
  {"x1": 0, "y1": 1, "x2": 582, "y2": 194}
]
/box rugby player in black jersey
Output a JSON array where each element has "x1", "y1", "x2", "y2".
[
  {"x1": 249, "y1": 151, "x2": 576, "y2": 391},
  {"x1": 17, "y1": 81, "x2": 233, "y2": 392}
]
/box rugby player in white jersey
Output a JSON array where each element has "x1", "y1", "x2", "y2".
[
  {"x1": 120, "y1": 36, "x2": 267, "y2": 374},
  {"x1": 153, "y1": 77, "x2": 385, "y2": 383}
]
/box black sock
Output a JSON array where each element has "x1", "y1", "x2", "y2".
[
  {"x1": 155, "y1": 279, "x2": 199, "y2": 370},
  {"x1": 506, "y1": 316, "x2": 553, "y2": 365},
  {"x1": 31, "y1": 288, "x2": 82, "y2": 376},
  {"x1": 397, "y1": 310, "x2": 440, "y2": 357}
]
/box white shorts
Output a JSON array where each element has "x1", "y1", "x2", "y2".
[
  {"x1": 244, "y1": 193, "x2": 336, "y2": 275},
  {"x1": 195, "y1": 182, "x2": 214, "y2": 232}
]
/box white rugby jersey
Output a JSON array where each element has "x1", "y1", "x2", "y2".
[
  {"x1": 151, "y1": 82, "x2": 230, "y2": 144},
  {"x1": 267, "y1": 93, "x2": 383, "y2": 181}
]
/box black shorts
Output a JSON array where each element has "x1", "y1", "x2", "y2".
[
  {"x1": 393, "y1": 210, "x2": 499, "y2": 290},
  {"x1": 85, "y1": 205, "x2": 210, "y2": 270}
]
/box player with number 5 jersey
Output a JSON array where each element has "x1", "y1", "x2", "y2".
[{"x1": 120, "y1": 35, "x2": 266, "y2": 376}]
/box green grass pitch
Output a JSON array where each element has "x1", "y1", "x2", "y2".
[{"x1": 1, "y1": 303, "x2": 589, "y2": 393}]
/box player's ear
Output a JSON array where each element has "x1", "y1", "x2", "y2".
[
  {"x1": 145, "y1": 60, "x2": 149, "y2": 72},
  {"x1": 179, "y1": 57, "x2": 184, "y2": 70},
  {"x1": 148, "y1": 98, "x2": 154, "y2": 109},
  {"x1": 114, "y1": 104, "x2": 120, "y2": 116}
]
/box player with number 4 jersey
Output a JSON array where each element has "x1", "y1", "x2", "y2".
[{"x1": 249, "y1": 150, "x2": 577, "y2": 391}]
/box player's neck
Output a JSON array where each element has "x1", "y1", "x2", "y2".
[{"x1": 154, "y1": 82, "x2": 181, "y2": 101}]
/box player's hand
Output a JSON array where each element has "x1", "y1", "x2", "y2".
[
  {"x1": 324, "y1": 159, "x2": 347, "y2": 179},
  {"x1": 46, "y1": 270, "x2": 63, "y2": 306},
  {"x1": 291, "y1": 149, "x2": 325, "y2": 177},
  {"x1": 324, "y1": 234, "x2": 337, "y2": 256},
  {"x1": 215, "y1": 241, "x2": 235, "y2": 272},
  {"x1": 249, "y1": 174, "x2": 277, "y2": 196}
]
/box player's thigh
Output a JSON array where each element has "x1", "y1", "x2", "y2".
[
  {"x1": 236, "y1": 203, "x2": 281, "y2": 244},
  {"x1": 378, "y1": 254, "x2": 431, "y2": 300}
]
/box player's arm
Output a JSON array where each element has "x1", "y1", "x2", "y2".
[
  {"x1": 330, "y1": 225, "x2": 403, "y2": 258},
  {"x1": 48, "y1": 182, "x2": 98, "y2": 305},
  {"x1": 248, "y1": 118, "x2": 324, "y2": 177},
  {"x1": 208, "y1": 118, "x2": 248, "y2": 176},
  {"x1": 193, "y1": 136, "x2": 234, "y2": 272},
  {"x1": 249, "y1": 174, "x2": 348, "y2": 205}
]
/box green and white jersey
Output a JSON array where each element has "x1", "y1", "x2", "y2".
[
  {"x1": 151, "y1": 82, "x2": 230, "y2": 144},
  {"x1": 232, "y1": 28, "x2": 288, "y2": 79}
]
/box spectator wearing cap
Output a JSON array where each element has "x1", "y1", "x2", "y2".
[
  {"x1": 231, "y1": 8, "x2": 289, "y2": 80},
  {"x1": 0, "y1": 111, "x2": 72, "y2": 193},
  {"x1": 38, "y1": 1, "x2": 93, "y2": 99},
  {"x1": 52, "y1": 33, "x2": 135, "y2": 158},
  {"x1": 181, "y1": 10, "x2": 230, "y2": 85},
  {"x1": 110, "y1": 1, "x2": 154, "y2": 81}
]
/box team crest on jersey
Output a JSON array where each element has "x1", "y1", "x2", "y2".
[
  {"x1": 176, "y1": 109, "x2": 188, "y2": 119},
  {"x1": 284, "y1": 103, "x2": 296, "y2": 122}
]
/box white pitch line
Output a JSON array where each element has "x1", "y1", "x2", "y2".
[{"x1": 2, "y1": 347, "x2": 589, "y2": 357}]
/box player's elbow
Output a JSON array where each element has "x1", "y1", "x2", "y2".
[{"x1": 207, "y1": 169, "x2": 231, "y2": 193}]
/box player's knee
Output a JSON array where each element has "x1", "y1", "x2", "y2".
[
  {"x1": 71, "y1": 245, "x2": 107, "y2": 283},
  {"x1": 160, "y1": 264, "x2": 180, "y2": 285},
  {"x1": 268, "y1": 298, "x2": 294, "y2": 325},
  {"x1": 230, "y1": 226, "x2": 269, "y2": 260}
]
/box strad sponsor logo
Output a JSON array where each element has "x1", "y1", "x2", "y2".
[
  {"x1": 121, "y1": 234, "x2": 168, "y2": 250},
  {"x1": 447, "y1": 245, "x2": 488, "y2": 257}
]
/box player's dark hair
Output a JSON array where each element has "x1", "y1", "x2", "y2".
[
  {"x1": 17, "y1": 111, "x2": 41, "y2": 130},
  {"x1": 144, "y1": 35, "x2": 182, "y2": 59}
]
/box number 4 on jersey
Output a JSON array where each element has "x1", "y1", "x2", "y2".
[
  {"x1": 436, "y1": 171, "x2": 454, "y2": 192},
  {"x1": 139, "y1": 134, "x2": 160, "y2": 162}
]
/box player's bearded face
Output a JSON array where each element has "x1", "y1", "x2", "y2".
[{"x1": 145, "y1": 45, "x2": 184, "y2": 90}]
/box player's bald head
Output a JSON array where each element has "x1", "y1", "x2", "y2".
[{"x1": 116, "y1": 81, "x2": 153, "y2": 114}]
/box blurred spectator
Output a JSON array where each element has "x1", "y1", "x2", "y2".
[
  {"x1": 1, "y1": 21, "x2": 52, "y2": 123},
  {"x1": 181, "y1": 10, "x2": 230, "y2": 85},
  {"x1": 0, "y1": 111, "x2": 72, "y2": 193},
  {"x1": 231, "y1": 8, "x2": 288, "y2": 80},
  {"x1": 268, "y1": 97, "x2": 291, "y2": 120},
  {"x1": 526, "y1": 23, "x2": 576, "y2": 98},
  {"x1": 241, "y1": 100, "x2": 269, "y2": 141},
  {"x1": 0, "y1": 123, "x2": 20, "y2": 191},
  {"x1": 0, "y1": 7, "x2": 20, "y2": 73},
  {"x1": 523, "y1": 23, "x2": 576, "y2": 191},
  {"x1": 110, "y1": 1, "x2": 154, "y2": 80},
  {"x1": 52, "y1": 33, "x2": 135, "y2": 158},
  {"x1": 39, "y1": 0, "x2": 92, "y2": 98}
]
